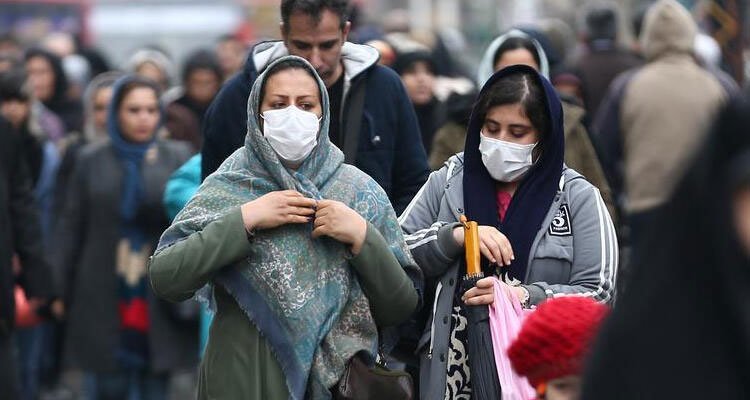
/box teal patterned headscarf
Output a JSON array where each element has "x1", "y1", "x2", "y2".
[{"x1": 156, "y1": 56, "x2": 416, "y2": 399}]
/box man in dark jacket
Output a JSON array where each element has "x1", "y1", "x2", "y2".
[
  {"x1": 200, "y1": 0, "x2": 429, "y2": 214},
  {"x1": 0, "y1": 116, "x2": 55, "y2": 400},
  {"x1": 569, "y1": 3, "x2": 642, "y2": 118}
]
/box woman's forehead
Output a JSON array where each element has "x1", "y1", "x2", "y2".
[
  {"x1": 485, "y1": 103, "x2": 531, "y2": 123},
  {"x1": 264, "y1": 69, "x2": 319, "y2": 98}
]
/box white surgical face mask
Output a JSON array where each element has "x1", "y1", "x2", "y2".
[
  {"x1": 261, "y1": 105, "x2": 320, "y2": 164},
  {"x1": 478, "y1": 132, "x2": 537, "y2": 182}
]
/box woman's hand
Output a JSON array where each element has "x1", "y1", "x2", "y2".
[
  {"x1": 311, "y1": 200, "x2": 367, "y2": 255},
  {"x1": 241, "y1": 190, "x2": 317, "y2": 231},
  {"x1": 461, "y1": 278, "x2": 527, "y2": 307},
  {"x1": 504, "y1": 283, "x2": 528, "y2": 306},
  {"x1": 462, "y1": 276, "x2": 496, "y2": 305},
  {"x1": 452, "y1": 225, "x2": 515, "y2": 266}
]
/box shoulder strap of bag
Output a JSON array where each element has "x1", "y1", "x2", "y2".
[{"x1": 343, "y1": 79, "x2": 367, "y2": 164}]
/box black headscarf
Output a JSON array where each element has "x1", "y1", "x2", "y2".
[
  {"x1": 581, "y1": 96, "x2": 750, "y2": 399},
  {"x1": 24, "y1": 47, "x2": 83, "y2": 133},
  {"x1": 463, "y1": 64, "x2": 564, "y2": 280}
]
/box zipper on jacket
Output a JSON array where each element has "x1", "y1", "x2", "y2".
[{"x1": 427, "y1": 281, "x2": 443, "y2": 359}]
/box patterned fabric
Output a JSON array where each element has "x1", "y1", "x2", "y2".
[
  {"x1": 106, "y1": 75, "x2": 162, "y2": 370},
  {"x1": 116, "y1": 238, "x2": 151, "y2": 368},
  {"x1": 444, "y1": 304, "x2": 471, "y2": 400},
  {"x1": 156, "y1": 56, "x2": 414, "y2": 400}
]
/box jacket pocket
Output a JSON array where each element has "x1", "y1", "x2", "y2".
[{"x1": 530, "y1": 236, "x2": 573, "y2": 284}]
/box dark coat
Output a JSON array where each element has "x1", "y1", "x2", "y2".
[
  {"x1": 200, "y1": 41, "x2": 429, "y2": 214},
  {"x1": 0, "y1": 117, "x2": 54, "y2": 335},
  {"x1": 51, "y1": 139, "x2": 194, "y2": 372},
  {"x1": 581, "y1": 95, "x2": 750, "y2": 400},
  {"x1": 569, "y1": 43, "x2": 642, "y2": 118}
]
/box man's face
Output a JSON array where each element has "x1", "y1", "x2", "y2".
[{"x1": 282, "y1": 9, "x2": 350, "y2": 88}]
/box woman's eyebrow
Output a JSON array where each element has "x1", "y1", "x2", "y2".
[{"x1": 509, "y1": 123, "x2": 531, "y2": 129}]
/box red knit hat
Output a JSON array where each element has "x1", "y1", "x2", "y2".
[{"x1": 507, "y1": 296, "x2": 609, "y2": 388}]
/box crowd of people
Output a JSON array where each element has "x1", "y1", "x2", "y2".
[{"x1": 1, "y1": 0, "x2": 748, "y2": 399}]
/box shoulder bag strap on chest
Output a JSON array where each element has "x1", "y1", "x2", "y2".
[{"x1": 343, "y1": 79, "x2": 367, "y2": 164}]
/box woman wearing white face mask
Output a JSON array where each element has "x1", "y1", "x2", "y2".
[
  {"x1": 148, "y1": 56, "x2": 420, "y2": 399},
  {"x1": 400, "y1": 65, "x2": 617, "y2": 399}
]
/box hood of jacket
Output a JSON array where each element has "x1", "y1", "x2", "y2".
[
  {"x1": 476, "y1": 29, "x2": 550, "y2": 88},
  {"x1": 249, "y1": 40, "x2": 379, "y2": 96},
  {"x1": 641, "y1": 0, "x2": 697, "y2": 61}
]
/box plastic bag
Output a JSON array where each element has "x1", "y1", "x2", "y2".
[{"x1": 488, "y1": 279, "x2": 536, "y2": 400}]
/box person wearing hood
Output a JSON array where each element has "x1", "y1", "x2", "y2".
[
  {"x1": 126, "y1": 48, "x2": 174, "y2": 92},
  {"x1": 24, "y1": 48, "x2": 84, "y2": 134},
  {"x1": 200, "y1": 0, "x2": 429, "y2": 215},
  {"x1": 50, "y1": 75, "x2": 193, "y2": 399},
  {"x1": 593, "y1": 0, "x2": 726, "y2": 270},
  {"x1": 400, "y1": 65, "x2": 617, "y2": 399},
  {"x1": 149, "y1": 56, "x2": 421, "y2": 399},
  {"x1": 81, "y1": 71, "x2": 123, "y2": 143},
  {"x1": 568, "y1": 2, "x2": 643, "y2": 118},
  {"x1": 164, "y1": 49, "x2": 223, "y2": 152},
  {"x1": 474, "y1": 30, "x2": 618, "y2": 224},
  {"x1": 173, "y1": 49, "x2": 223, "y2": 127},
  {"x1": 581, "y1": 94, "x2": 750, "y2": 400},
  {"x1": 53, "y1": 71, "x2": 123, "y2": 228},
  {"x1": 389, "y1": 36, "x2": 445, "y2": 155}
]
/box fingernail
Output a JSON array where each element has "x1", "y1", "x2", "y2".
[{"x1": 491, "y1": 258, "x2": 496, "y2": 263}]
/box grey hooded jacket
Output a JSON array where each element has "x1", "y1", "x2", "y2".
[{"x1": 399, "y1": 154, "x2": 617, "y2": 399}]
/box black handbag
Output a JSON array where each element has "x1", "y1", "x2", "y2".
[{"x1": 334, "y1": 351, "x2": 414, "y2": 400}]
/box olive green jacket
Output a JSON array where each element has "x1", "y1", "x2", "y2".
[{"x1": 149, "y1": 209, "x2": 419, "y2": 399}]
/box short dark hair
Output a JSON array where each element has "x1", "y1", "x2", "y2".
[
  {"x1": 0, "y1": 68, "x2": 30, "y2": 102},
  {"x1": 477, "y1": 71, "x2": 550, "y2": 151},
  {"x1": 584, "y1": 4, "x2": 618, "y2": 41},
  {"x1": 281, "y1": 0, "x2": 349, "y2": 34},
  {"x1": 493, "y1": 36, "x2": 542, "y2": 70},
  {"x1": 258, "y1": 58, "x2": 320, "y2": 110}
]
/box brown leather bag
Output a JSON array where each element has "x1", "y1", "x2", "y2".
[{"x1": 334, "y1": 352, "x2": 414, "y2": 400}]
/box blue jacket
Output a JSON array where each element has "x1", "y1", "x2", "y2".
[
  {"x1": 200, "y1": 41, "x2": 429, "y2": 214},
  {"x1": 164, "y1": 154, "x2": 201, "y2": 221}
]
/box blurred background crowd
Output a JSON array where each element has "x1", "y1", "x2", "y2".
[{"x1": 0, "y1": 0, "x2": 747, "y2": 399}]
